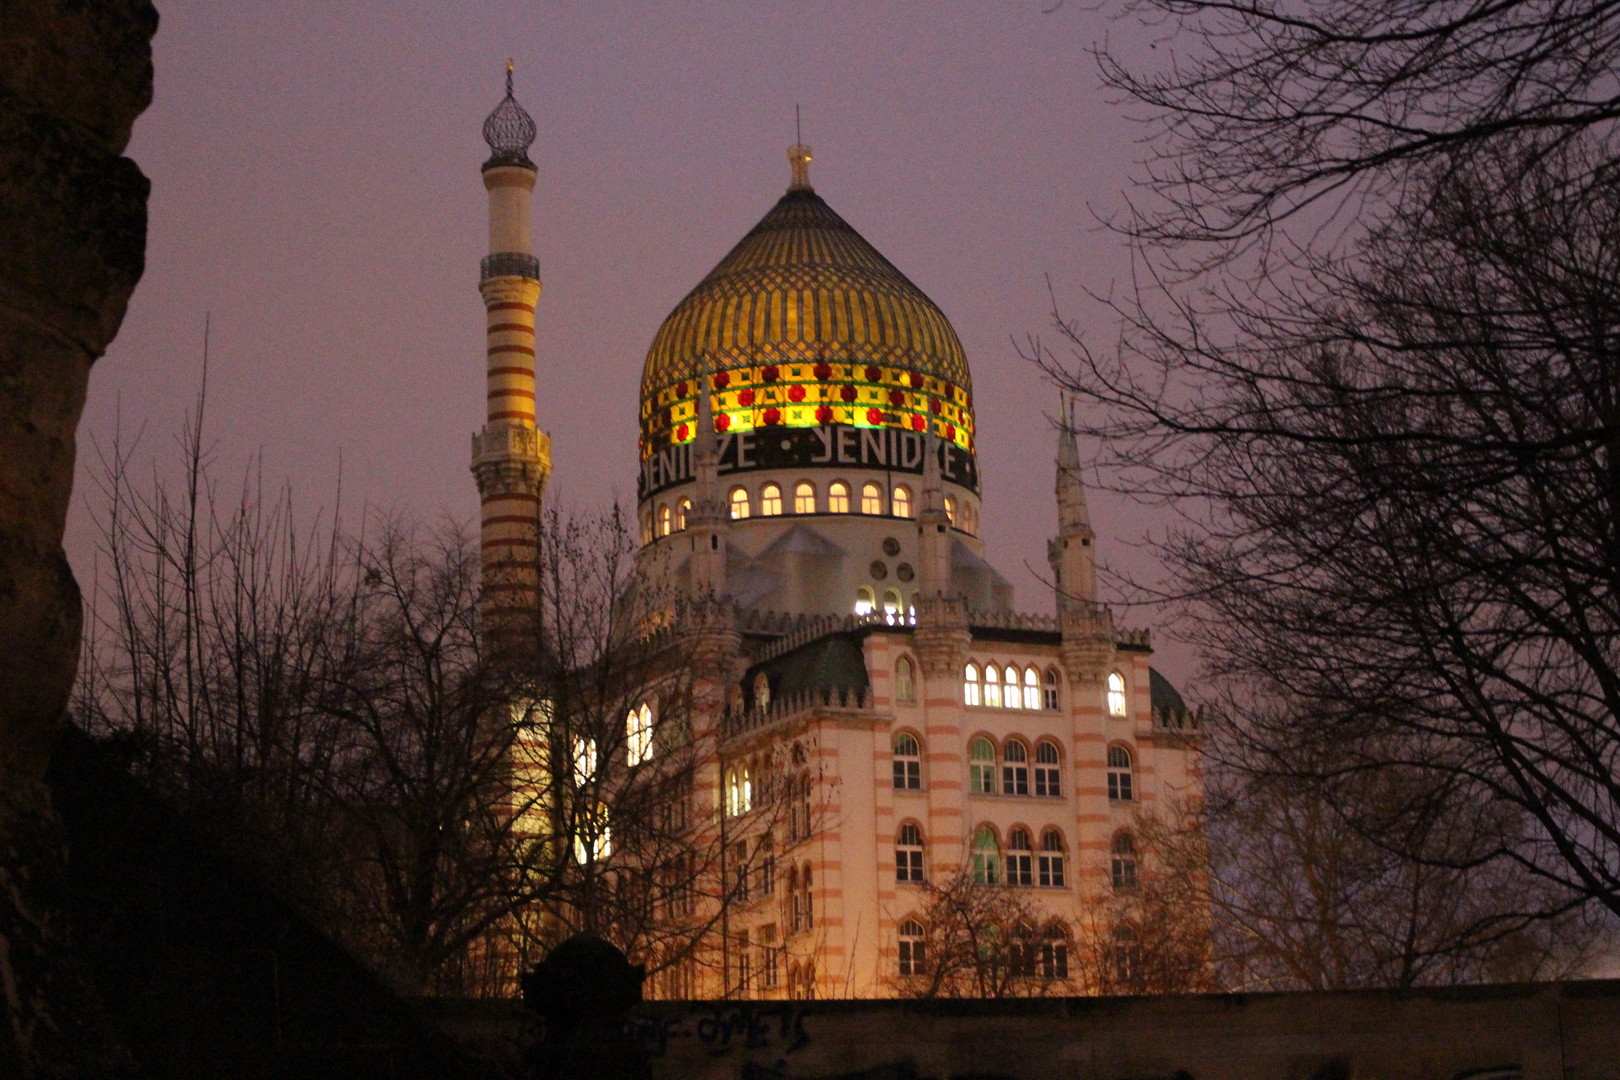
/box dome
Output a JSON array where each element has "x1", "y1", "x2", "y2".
[{"x1": 639, "y1": 186, "x2": 975, "y2": 460}]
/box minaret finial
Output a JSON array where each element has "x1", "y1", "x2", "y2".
[
  {"x1": 787, "y1": 105, "x2": 813, "y2": 192},
  {"x1": 506, "y1": 58, "x2": 514, "y2": 97},
  {"x1": 484, "y1": 61, "x2": 537, "y2": 167}
]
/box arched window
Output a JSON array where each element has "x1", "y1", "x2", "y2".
[
  {"x1": 983, "y1": 665, "x2": 1002, "y2": 708},
  {"x1": 895, "y1": 657, "x2": 915, "y2": 703},
  {"x1": 1003, "y1": 666, "x2": 1020, "y2": 709},
  {"x1": 754, "y1": 672, "x2": 771, "y2": 713},
  {"x1": 657, "y1": 503, "x2": 672, "y2": 537},
  {"x1": 573, "y1": 737, "x2": 598, "y2": 788},
  {"x1": 1111, "y1": 832, "x2": 1138, "y2": 890},
  {"x1": 854, "y1": 587, "x2": 876, "y2": 616},
  {"x1": 962, "y1": 501, "x2": 977, "y2": 535},
  {"x1": 1002, "y1": 740, "x2": 1029, "y2": 796},
  {"x1": 1042, "y1": 925, "x2": 1069, "y2": 979},
  {"x1": 676, "y1": 497, "x2": 691, "y2": 531},
  {"x1": 760, "y1": 482, "x2": 783, "y2": 516},
  {"x1": 944, "y1": 495, "x2": 956, "y2": 526},
  {"x1": 726, "y1": 765, "x2": 753, "y2": 816},
  {"x1": 892, "y1": 485, "x2": 912, "y2": 519},
  {"x1": 882, "y1": 588, "x2": 903, "y2": 622},
  {"x1": 1113, "y1": 927, "x2": 1141, "y2": 985},
  {"x1": 640, "y1": 512, "x2": 653, "y2": 545},
  {"x1": 963, "y1": 663, "x2": 982, "y2": 706},
  {"x1": 899, "y1": 919, "x2": 926, "y2": 976},
  {"x1": 896, "y1": 823, "x2": 925, "y2": 883},
  {"x1": 968, "y1": 738, "x2": 996, "y2": 794},
  {"x1": 1034, "y1": 740, "x2": 1061, "y2": 797},
  {"x1": 1038, "y1": 829, "x2": 1066, "y2": 887},
  {"x1": 1107, "y1": 745, "x2": 1134, "y2": 802},
  {"x1": 861, "y1": 482, "x2": 883, "y2": 515},
  {"x1": 1107, "y1": 671, "x2": 1128, "y2": 716},
  {"x1": 1042, "y1": 669, "x2": 1060, "y2": 711},
  {"x1": 802, "y1": 864, "x2": 814, "y2": 929},
  {"x1": 794, "y1": 481, "x2": 817, "y2": 514},
  {"x1": 626, "y1": 703, "x2": 654, "y2": 766},
  {"x1": 828, "y1": 481, "x2": 850, "y2": 513},
  {"x1": 789, "y1": 867, "x2": 802, "y2": 931},
  {"x1": 1022, "y1": 668, "x2": 1041, "y2": 710},
  {"x1": 1010, "y1": 923, "x2": 1037, "y2": 978},
  {"x1": 1006, "y1": 828, "x2": 1033, "y2": 885},
  {"x1": 971, "y1": 826, "x2": 999, "y2": 885},
  {"x1": 729, "y1": 487, "x2": 751, "y2": 519},
  {"x1": 893, "y1": 733, "x2": 921, "y2": 790}
]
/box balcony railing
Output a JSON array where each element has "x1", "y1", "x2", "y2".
[{"x1": 480, "y1": 251, "x2": 540, "y2": 281}]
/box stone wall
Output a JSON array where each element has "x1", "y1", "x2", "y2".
[
  {"x1": 425, "y1": 980, "x2": 1620, "y2": 1080},
  {"x1": 0, "y1": 2, "x2": 157, "y2": 1074}
]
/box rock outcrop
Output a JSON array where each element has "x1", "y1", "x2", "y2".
[{"x1": 0, "y1": 2, "x2": 158, "y2": 1074}]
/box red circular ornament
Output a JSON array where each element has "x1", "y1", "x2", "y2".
[
  {"x1": 716, "y1": 414, "x2": 730, "y2": 432},
  {"x1": 738, "y1": 389, "x2": 755, "y2": 406},
  {"x1": 865, "y1": 365, "x2": 881, "y2": 381},
  {"x1": 676, "y1": 423, "x2": 688, "y2": 440},
  {"x1": 675, "y1": 381, "x2": 687, "y2": 398},
  {"x1": 816, "y1": 405, "x2": 833, "y2": 423},
  {"x1": 762, "y1": 365, "x2": 779, "y2": 382},
  {"x1": 813, "y1": 363, "x2": 831, "y2": 381},
  {"x1": 840, "y1": 385, "x2": 857, "y2": 402},
  {"x1": 788, "y1": 385, "x2": 806, "y2": 403},
  {"x1": 763, "y1": 407, "x2": 781, "y2": 425},
  {"x1": 888, "y1": 388, "x2": 905, "y2": 406},
  {"x1": 866, "y1": 408, "x2": 883, "y2": 425},
  {"x1": 930, "y1": 397, "x2": 942, "y2": 414},
  {"x1": 946, "y1": 424, "x2": 955, "y2": 439},
  {"x1": 713, "y1": 372, "x2": 729, "y2": 389}
]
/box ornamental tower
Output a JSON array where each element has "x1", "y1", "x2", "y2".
[{"x1": 471, "y1": 63, "x2": 549, "y2": 639}]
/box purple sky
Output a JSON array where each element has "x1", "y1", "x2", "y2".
[{"x1": 69, "y1": 2, "x2": 1195, "y2": 687}]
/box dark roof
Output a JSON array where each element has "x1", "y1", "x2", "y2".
[
  {"x1": 745, "y1": 631, "x2": 871, "y2": 710},
  {"x1": 1150, "y1": 667, "x2": 1189, "y2": 719}
]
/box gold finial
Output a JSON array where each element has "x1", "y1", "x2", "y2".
[
  {"x1": 505, "y1": 58, "x2": 514, "y2": 97},
  {"x1": 788, "y1": 107, "x2": 812, "y2": 191}
]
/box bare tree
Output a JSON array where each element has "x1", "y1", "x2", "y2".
[{"x1": 892, "y1": 866, "x2": 1067, "y2": 999}]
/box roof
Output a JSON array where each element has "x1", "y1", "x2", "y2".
[
  {"x1": 745, "y1": 630, "x2": 872, "y2": 710},
  {"x1": 639, "y1": 187, "x2": 976, "y2": 456},
  {"x1": 1150, "y1": 667, "x2": 1189, "y2": 720}
]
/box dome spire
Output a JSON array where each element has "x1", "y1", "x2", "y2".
[
  {"x1": 483, "y1": 59, "x2": 537, "y2": 169},
  {"x1": 788, "y1": 105, "x2": 813, "y2": 192}
]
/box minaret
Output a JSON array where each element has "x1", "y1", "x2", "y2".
[
  {"x1": 912, "y1": 436, "x2": 971, "y2": 678},
  {"x1": 471, "y1": 62, "x2": 549, "y2": 641},
  {"x1": 687, "y1": 378, "x2": 728, "y2": 598},
  {"x1": 1048, "y1": 399, "x2": 1096, "y2": 612}
]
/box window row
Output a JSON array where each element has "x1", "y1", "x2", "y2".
[
  {"x1": 967, "y1": 825, "x2": 1071, "y2": 887},
  {"x1": 648, "y1": 482, "x2": 980, "y2": 539},
  {"x1": 963, "y1": 663, "x2": 1060, "y2": 710},
  {"x1": 898, "y1": 919, "x2": 1069, "y2": 981},
  {"x1": 893, "y1": 732, "x2": 1137, "y2": 801},
  {"x1": 854, "y1": 588, "x2": 913, "y2": 622}
]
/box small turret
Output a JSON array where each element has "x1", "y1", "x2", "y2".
[
  {"x1": 687, "y1": 379, "x2": 728, "y2": 598},
  {"x1": 916, "y1": 435, "x2": 952, "y2": 598},
  {"x1": 1048, "y1": 400, "x2": 1096, "y2": 612}
]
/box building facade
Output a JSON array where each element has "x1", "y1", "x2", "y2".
[{"x1": 474, "y1": 79, "x2": 1203, "y2": 1000}]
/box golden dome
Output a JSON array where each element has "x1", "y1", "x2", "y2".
[{"x1": 639, "y1": 187, "x2": 975, "y2": 458}]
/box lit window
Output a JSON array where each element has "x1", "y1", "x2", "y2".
[
  {"x1": 896, "y1": 658, "x2": 915, "y2": 702},
  {"x1": 676, "y1": 497, "x2": 691, "y2": 531},
  {"x1": 657, "y1": 504, "x2": 672, "y2": 537},
  {"x1": 627, "y1": 703, "x2": 654, "y2": 766},
  {"x1": 861, "y1": 482, "x2": 883, "y2": 515},
  {"x1": 1002, "y1": 741, "x2": 1029, "y2": 796},
  {"x1": 944, "y1": 496, "x2": 956, "y2": 526},
  {"x1": 794, "y1": 481, "x2": 816, "y2": 514},
  {"x1": 963, "y1": 663, "x2": 981, "y2": 706},
  {"x1": 1039, "y1": 830, "x2": 1066, "y2": 887},
  {"x1": 893, "y1": 733, "x2": 921, "y2": 790},
  {"x1": 896, "y1": 822, "x2": 924, "y2": 882},
  {"x1": 573, "y1": 737, "x2": 597, "y2": 788},
  {"x1": 1007, "y1": 828, "x2": 1033, "y2": 885},
  {"x1": 754, "y1": 672, "x2": 771, "y2": 713},
  {"x1": 828, "y1": 481, "x2": 850, "y2": 513},
  {"x1": 1042, "y1": 669, "x2": 1060, "y2": 711},
  {"x1": 883, "y1": 588, "x2": 903, "y2": 622},
  {"x1": 968, "y1": 737, "x2": 996, "y2": 793},
  {"x1": 730, "y1": 487, "x2": 751, "y2": 519},
  {"x1": 971, "y1": 826, "x2": 999, "y2": 885},
  {"x1": 899, "y1": 919, "x2": 926, "y2": 976},
  {"x1": 983, "y1": 665, "x2": 1002, "y2": 708},
  {"x1": 1003, "y1": 666, "x2": 1020, "y2": 709},
  {"x1": 892, "y1": 485, "x2": 912, "y2": 519},
  {"x1": 854, "y1": 587, "x2": 876, "y2": 616},
  {"x1": 1107, "y1": 672, "x2": 1128, "y2": 716},
  {"x1": 1107, "y1": 746, "x2": 1134, "y2": 802},
  {"x1": 726, "y1": 764, "x2": 753, "y2": 816},
  {"x1": 1111, "y1": 832, "x2": 1138, "y2": 890},
  {"x1": 1023, "y1": 668, "x2": 1041, "y2": 710},
  {"x1": 1042, "y1": 925, "x2": 1069, "y2": 979},
  {"x1": 640, "y1": 512, "x2": 653, "y2": 545},
  {"x1": 760, "y1": 483, "x2": 783, "y2": 516},
  {"x1": 573, "y1": 802, "x2": 610, "y2": 863},
  {"x1": 1034, "y1": 740, "x2": 1061, "y2": 797}
]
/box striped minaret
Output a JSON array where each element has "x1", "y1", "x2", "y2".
[{"x1": 471, "y1": 62, "x2": 549, "y2": 642}]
